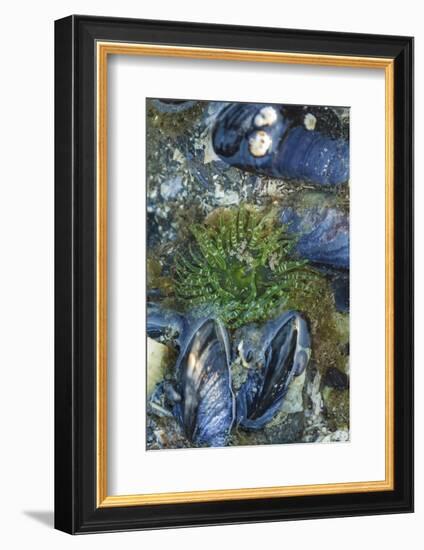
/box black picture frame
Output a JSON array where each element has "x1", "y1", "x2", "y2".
[{"x1": 55, "y1": 14, "x2": 414, "y2": 534}]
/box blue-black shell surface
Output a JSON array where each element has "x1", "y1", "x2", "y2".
[
  {"x1": 147, "y1": 302, "x2": 187, "y2": 347},
  {"x1": 280, "y1": 206, "x2": 349, "y2": 269},
  {"x1": 236, "y1": 311, "x2": 311, "y2": 430},
  {"x1": 212, "y1": 103, "x2": 349, "y2": 185},
  {"x1": 173, "y1": 317, "x2": 235, "y2": 446}
]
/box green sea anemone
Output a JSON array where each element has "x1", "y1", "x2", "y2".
[{"x1": 174, "y1": 206, "x2": 319, "y2": 328}]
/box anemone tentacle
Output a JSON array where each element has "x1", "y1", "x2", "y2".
[{"x1": 174, "y1": 206, "x2": 320, "y2": 329}]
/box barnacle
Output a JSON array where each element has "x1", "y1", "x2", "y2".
[{"x1": 174, "y1": 206, "x2": 319, "y2": 328}]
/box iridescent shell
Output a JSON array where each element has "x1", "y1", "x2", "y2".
[
  {"x1": 236, "y1": 311, "x2": 311, "y2": 430},
  {"x1": 173, "y1": 317, "x2": 235, "y2": 446}
]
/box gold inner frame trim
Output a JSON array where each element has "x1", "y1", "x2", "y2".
[{"x1": 96, "y1": 41, "x2": 395, "y2": 508}]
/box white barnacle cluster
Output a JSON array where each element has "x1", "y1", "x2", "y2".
[
  {"x1": 254, "y1": 106, "x2": 278, "y2": 128},
  {"x1": 304, "y1": 112, "x2": 317, "y2": 131},
  {"x1": 248, "y1": 130, "x2": 272, "y2": 157},
  {"x1": 248, "y1": 106, "x2": 278, "y2": 158}
]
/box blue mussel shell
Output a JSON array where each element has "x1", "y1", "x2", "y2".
[
  {"x1": 212, "y1": 103, "x2": 349, "y2": 185},
  {"x1": 280, "y1": 206, "x2": 349, "y2": 269},
  {"x1": 280, "y1": 206, "x2": 349, "y2": 312},
  {"x1": 147, "y1": 302, "x2": 187, "y2": 347},
  {"x1": 172, "y1": 317, "x2": 235, "y2": 447},
  {"x1": 236, "y1": 311, "x2": 311, "y2": 430}
]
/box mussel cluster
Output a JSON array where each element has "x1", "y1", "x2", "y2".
[{"x1": 148, "y1": 306, "x2": 311, "y2": 447}]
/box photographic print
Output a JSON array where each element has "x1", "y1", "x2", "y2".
[
  {"x1": 55, "y1": 18, "x2": 413, "y2": 532},
  {"x1": 146, "y1": 98, "x2": 350, "y2": 451}
]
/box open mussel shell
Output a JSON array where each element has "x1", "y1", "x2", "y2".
[
  {"x1": 236, "y1": 311, "x2": 311, "y2": 430},
  {"x1": 173, "y1": 317, "x2": 235, "y2": 447},
  {"x1": 212, "y1": 103, "x2": 349, "y2": 185}
]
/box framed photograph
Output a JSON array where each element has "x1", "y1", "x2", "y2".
[{"x1": 54, "y1": 15, "x2": 414, "y2": 534}]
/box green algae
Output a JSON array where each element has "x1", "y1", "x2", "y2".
[
  {"x1": 147, "y1": 256, "x2": 174, "y2": 297},
  {"x1": 322, "y1": 386, "x2": 350, "y2": 431},
  {"x1": 146, "y1": 100, "x2": 205, "y2": 139}
]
